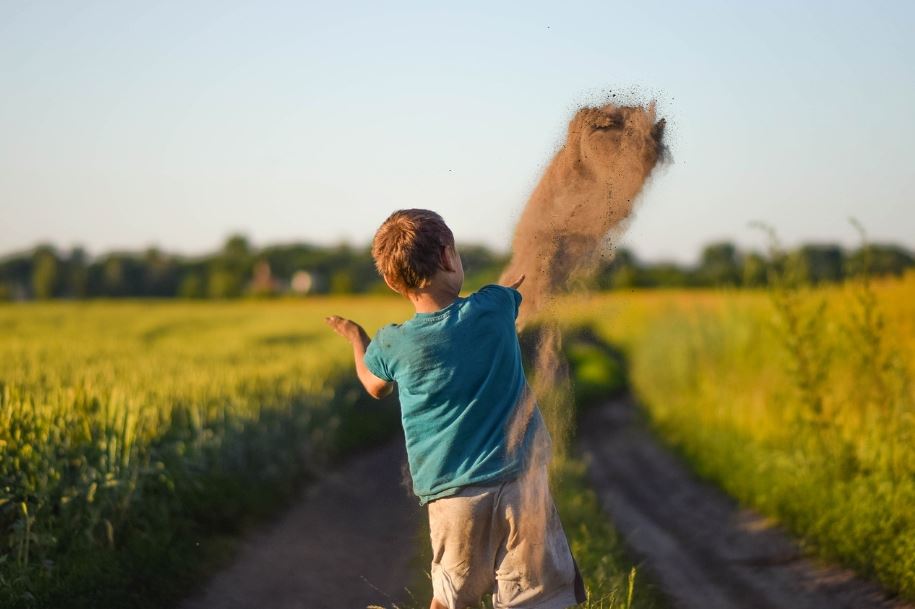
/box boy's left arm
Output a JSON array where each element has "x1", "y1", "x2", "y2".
[{"x1": 324, "y1": 316, "x2": 394, "y2": 399}]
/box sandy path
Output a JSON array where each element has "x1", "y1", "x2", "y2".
[
  {"x1": 579, "y1": 398, "x2": 913, "y2": 609},
  {"x1": 178, "y1": 438, "x2": 423, "y2": 609}
]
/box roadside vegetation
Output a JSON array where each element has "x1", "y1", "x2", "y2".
[{"x1": 558, "y1": 266, "x2": 915, "y2": 600}]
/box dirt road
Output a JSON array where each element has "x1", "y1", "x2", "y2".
[
  {"x1": 178, "y1": 438, "x2": 423, "y2": 609},
  {"x1": 580, "y1": 398, "x2": 913, "y2": 609}
]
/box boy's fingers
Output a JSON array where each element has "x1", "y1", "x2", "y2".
[{"x1": 510, "y1": 274, "x2": 525, "y2": 289}]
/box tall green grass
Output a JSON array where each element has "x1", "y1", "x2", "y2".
[
  {"x1": 558, "y1": 272, "x2": 915, "y2": 600},
  {"x1": 0, "y1": 298, "x2": 409, "y2": 608}
]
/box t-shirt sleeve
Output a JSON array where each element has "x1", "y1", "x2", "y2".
[
  {"x1": 363, "y1": 330, "x2": 394, "y2": 382},
  {"x1": 478, "y1": 284, "x2": 523, "y2": 320},
  {"x1": 507, "y1": 287, "x2": 522, "y2": 319}
]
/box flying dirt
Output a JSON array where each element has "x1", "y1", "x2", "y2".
[
  {"x1": 503, "y1": 102, "x2": 667, "y2": 459},
  {"x1": 500, "y1": 103, "x2": 667, "y2": 324},
  {"x1": 499, "y1": 102, "x2": 666, "y2": 583}
]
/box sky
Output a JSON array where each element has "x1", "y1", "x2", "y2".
[{"x1": 1, "y1": 1, "x2": 913, "y2": 263}]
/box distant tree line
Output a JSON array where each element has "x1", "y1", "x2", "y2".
[
  {"x1": 0, "y1": 235, "x2": 510, "y2": 300},
  {"x1": 1, "y1": 235, "x2": 912, "y2": 301},
  {"x1": 596, "y1": 242, "x2": 914, "y2": 290}
]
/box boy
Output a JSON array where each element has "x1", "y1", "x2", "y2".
[{"x1": 325, "y1": 209, "x2": 585, "y2": 609}]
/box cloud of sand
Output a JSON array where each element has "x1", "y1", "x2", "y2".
[
  {"x1": 503, "y1": 102, "x2": 667, "y2": 537},
  {"x1": 501, "y1": 103, "x2": 667, "y2": 325}
]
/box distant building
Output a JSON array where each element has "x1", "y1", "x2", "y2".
[
  {"x1": 249, "y1": 260, "x2": 284, "y2": 296},
  {"x1": 290, "y1": 270, "x2": 314, "y2": 295}
]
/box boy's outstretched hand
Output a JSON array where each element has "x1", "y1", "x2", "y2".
[
  {"x1": 324, "y1": 315, "x2": 369, "y2": 345},
  {"x1": 324, "y1": 315, "x2": 394, "y2": 399}
]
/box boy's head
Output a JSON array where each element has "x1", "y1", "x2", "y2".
[{"x1": 372, "y1": 209, "x2": 461, "y2": 295}]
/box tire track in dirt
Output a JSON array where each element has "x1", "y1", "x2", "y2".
[
  {"x1": 178, "y1": 438, "x2": 423, "y2": 609},
  {"x1": 579, "y1": 398, "x2": 913, "y2": 609}
]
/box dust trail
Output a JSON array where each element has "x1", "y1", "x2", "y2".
[
  {"x1": 502, "y1": 103, "x2": 667, "y2": 558},
  {"x1": 501, "y1": 103, "x2": 667, "y2": 326}
]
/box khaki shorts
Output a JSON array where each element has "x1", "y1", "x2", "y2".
[{"x1": 428, "y1": 465, "x2": 584, "y2": 609}]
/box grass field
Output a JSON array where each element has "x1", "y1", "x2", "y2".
[
  {"x1": 558, "y1": 272, "x2": 915, "y2": 600},
  {"x1": 0, "y1": 297, "x2": 412, "y2": 608},
  {"x1": 6, "y1": 273, "x2": 913, "y2": 606},
  {"x1": 1, "y1": 297, "x2": 658, "y2": 609}
]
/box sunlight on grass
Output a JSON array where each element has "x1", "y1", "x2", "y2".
[{"x1": 556, "y1": 272, "x2": 915, "y2": 600}]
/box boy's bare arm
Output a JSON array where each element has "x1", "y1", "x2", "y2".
[{"x1": 324, "y1": 316, "x2": 394, "y2": 399}]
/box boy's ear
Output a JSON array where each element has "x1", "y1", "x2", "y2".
[
  {"x1": 382, "y1": 274, "x2": 401, "y2": 294},
  {"x1": 440, "y1": 245, "x2": 456, "y2": 272}
]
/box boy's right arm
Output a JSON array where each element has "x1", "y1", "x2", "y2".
[{"x1": 324, "y1": 316, "x2": 394, "y2": 399}]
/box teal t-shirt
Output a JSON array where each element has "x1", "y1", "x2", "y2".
[{"x1": 363, "y1": 284, "x2": 546, "y2": 504}]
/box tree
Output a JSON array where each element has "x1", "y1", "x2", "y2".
[
  {"x1": 207, "y1": 269, "x2": 241, "y2": 299},
  {"x1": 0, "y1": 253, "x2": 31, "y2": 298},
  {"x1": 594, "y1": 247, "x2": 640, "y2": 289},
  {"x1": 741, "y1": 252, "x2": 768, "y2": 287},
  {"x1": 143, "y1": 247, "x2": 179, "y2": 296},
  {"x1": 102, "y1": 256, "x2": 126, "y2": 296},
  {"x1": 698, "y1": 242, "x2": 740, "y2": 286},
  {"x1": 792, "y1": 244, "x2": 845, "y2": 284},
  {"x1": 31, "y1": 246, "x2": 59, "y2": 299},
  {"x1": 67, "y1": 246, "x2": 89, "y2": 298},
  {"x1": 644, "y1": 263, "x2": 691, "y2": 288},
  {"x1": 205, "y1": 234, "x2": 252, "y2": 298},
  {"x1": 847, "y1": 244, "x2": 914, "y2": 278},
  {"x1": 178, "y1": 274, "x2": 204, "y2": 298},
  {"x1": 222, "y1": 234, "x2": 251, "y2": 263}
]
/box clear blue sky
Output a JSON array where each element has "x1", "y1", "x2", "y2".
[{"x1": 1, "y1": 1, "x2": 913, "y2": 263}]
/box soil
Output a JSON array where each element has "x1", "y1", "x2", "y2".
[
  {"x1": 579, "y1": 397, "x2": 914, "y2": 609},
  {"x1": 177, "y1": 438, "x2": 423, "y2": 609}
]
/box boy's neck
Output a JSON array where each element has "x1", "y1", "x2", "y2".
[
  {"x1": 400, "y1": 254, "x2": 464, "y2": 314},
  {"x1": 407, "y1": 285, "x2": 461, "y2": 314}
]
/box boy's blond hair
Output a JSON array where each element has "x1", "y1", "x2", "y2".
[{"x1": 372, "y1": 209, "x2": 455, "y2": 294}]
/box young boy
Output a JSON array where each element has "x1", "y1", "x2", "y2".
[{"x1": 325, "y1": 209, "x2": 585, "y2": 609}]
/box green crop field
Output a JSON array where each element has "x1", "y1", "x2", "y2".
[
  {"x1": 0, "y1": 297, "x2": 658, "y2": 609},
  {"x1": 9, "y1": 270, "x2": 910, "y2": 608},
  {"x1": 0, "y1": 297, "x2": 413, "y2": 608},
  {"x1": 558, "y1": 272, "x2": 915, "y2": 600}
]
